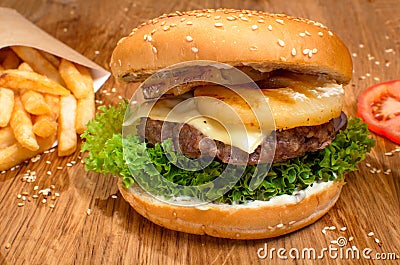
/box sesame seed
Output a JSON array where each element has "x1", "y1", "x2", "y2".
[
  {"x1": 374, "y1": 77, "x2": 380, "y2": 81},
  {"x1": 87, "y1": 208, "x2": 91, "y2": 215},
  {"x1": 352, "y1": 53, "x2": 357, "y2": 57},
  {"x1": 240, "y1": 16, "x2": 248, "y2": 21},
  {"x1": 305, "y1": 30, "x2": 311, "y2": 36},
  {"x1": 322, "y1": 228, "x2": 327, "y2": 235},
  {"x1": 249, "y1": 45, "x2": 258, "y2": 51},
  {"x1": 252, "y1": 25, "x2": 258, "y2": 30},
  {"x1": 384, "y1": 152, "x2": 393, "y2": 156},
  {"x1": 186, "y1": 35, "x2": 193, "y2": 42},
  {"x1": 276, "y1": 223, "x2": 284, "y2": 228},
  {"x1": 280, "y1": 56, "x2": 287, "y2": 62},
  {"x1": 163, "y1": 26, "x2": 170, "y2": 31},
  {"x1": 275, "y1": 18, "x2": 284, "y2": 24},
  {"x1": 312, "y1": 48, "x2": 318, "y2": 54},
  {"x1": 143, "y1": 34, "x2": 148, "y2": 41},
  {"x1": 303, "y1": 48, "x2": 310, "y2": 55},
  {"x1": 191, "y1": 47, "x2": 199, "y2": 53},
  {"x1": 328, "y1": 31, "x2": 333, "y2": 36},
  {"x1": 299, "y1": 32, "x2": 306, "y2": 37},
  {"x1": 111, "y1": 195, "x2": 118, "y2": 199},
  {"x1": 374, "y1": 238, "x2": 380, "y2": 243},
  {"x1": 258, "y1": 19, "x2": 264, "y2": 23},
  {"x1": 340, "y1": 227, "x2": 347, "y2": 231},
  {"x1": 214, "y1": 15, "x2": 221, "y2": 20},
  {"x1": 348, "y1": 236, "x2": 354, "y2": 242},
  {"x1": 318, "y1": 32, "x2": 324, "y2": 36},
  {"x1": 152, "y1": 47, "x2": 157, "y2": 54},
  {"x1": 291, "y1": 48, "x2": 297, "y2": 56},
  {"x1": 214, "y1": 22, "x2": 224, "y2": 27},
  {"x1": 368, "y1": 231, "x2": 374, "y2": 237},
  {"x1": 384, "y1": 48, "x2": 394, "y2": 53},
  {"x1": 147, "y1": 35, "x2": 152, "y2": 41},
  {"x1": 331, "y1": 240, "x2": 337, "y2": 244},
  {"x1": 278, "y1": 39, "x2": 285, "y2": 47},
  {"x1": 18, "y1": 202, "x2": 24, "y2": 207},
  {"x1": 359, "y1": 44, "x2": 364, "y2": 48},
  {"x1": 329, "y1": 226, "x2": 336, "y2": 230},
  {"x1": 227, "y1": 16, "x2": 235, "y2": 21}
]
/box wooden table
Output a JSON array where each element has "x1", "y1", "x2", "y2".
[{"x1": 0, "y1": 1, "x2": 399, "y2": 264}]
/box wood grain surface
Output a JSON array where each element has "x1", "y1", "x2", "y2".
[{"x1": 0, "y1": 0, "x2": 399, "y2": 264}]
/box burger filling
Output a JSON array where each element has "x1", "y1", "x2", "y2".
[{"x1": 138, "y1": 112, "x2": 347, "y2": 165}]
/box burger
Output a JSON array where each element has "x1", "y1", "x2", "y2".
[{"x1": 82, "y1": 9, "x2": 374, "y2": 239}]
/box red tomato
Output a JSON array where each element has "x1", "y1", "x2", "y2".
[{"x1": 357, "y1": 80, "x2": 400, "y2": 144}]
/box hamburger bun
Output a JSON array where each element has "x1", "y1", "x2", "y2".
[
  {"x1": 118, "y1": 180, "x2": 344, "y2": 240},
  {"x1": 111, "y1": 9, "x2": 352, "y2": 84}
]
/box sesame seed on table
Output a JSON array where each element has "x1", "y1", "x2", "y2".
[{"x1": 0, "y1": 1, "x2": 399, "y2": 264}]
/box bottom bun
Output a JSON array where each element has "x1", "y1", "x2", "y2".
[{"x1": 118, "y1": 180, "x2": 344, "y2": 240}]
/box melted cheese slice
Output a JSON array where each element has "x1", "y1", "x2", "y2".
[{"x1": 138, "y1": 96, "x2": 265, "y2": 153}]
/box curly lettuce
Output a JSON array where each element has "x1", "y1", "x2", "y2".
[{"x1": 81, "y1": 102, "x2": 375, "y2": 204}]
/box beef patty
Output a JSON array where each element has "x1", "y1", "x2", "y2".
[{"x1": 138, "y1": 112, "x2": 347, "y2": 165}]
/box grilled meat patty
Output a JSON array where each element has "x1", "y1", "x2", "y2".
[{"x1": 138, "y1": 112, "x2": 347, "y2": 165}]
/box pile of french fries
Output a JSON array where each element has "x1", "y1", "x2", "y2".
[{"x1": 0, "y1": 46, "x2": 95, "y2": 171}]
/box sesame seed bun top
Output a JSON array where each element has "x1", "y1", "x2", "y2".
[{"x1": 110, "y1": 8, "x2": 352, "y2": 84}]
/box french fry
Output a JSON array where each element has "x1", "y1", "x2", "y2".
[
  {"x1": 0, "y1": 126, "x2": 16, "y2": 148},
  {"x1": 59, "y1": 59, "x2": 92, "y2": 99},
  {"x1": 2, "y1": 49, "x2": 20, "y2": 69},
  {"x1": 58, "y1": 94, "x2": 77, "y2": 156},
  {"x1": 75, "y1": 92, "x2": 95, "y2": 134},
  {"x1": 0, "y1": 69, "x2": 70, "y2": 96},
  {"x1": 74, "y1": 64, "x2": 95, "y2": 133},
  {"x1": 32, "y1": 116, "x2": 58, "y2": 138},
  {"x1": 44, "y1": 94, "x2": 60, "y2": 120},
  {"x1": 20, "y1": 90, "x2": 51, "y2": 115},
  {"x1": 0, "y1": 87, "x2": 14, "y2": 127},
  {"x1": 18, "y1": 62, "x2": 34, "y2": 72},
  {"x1": 10, "y1": 95, "x2": 39, "y2": 151},
  {"x1": 0, "y1": 134, "x2": 56, "y2": 171},
  {"x1": 39, "y1": 50, "x2": 61, "y2": 68},
  {"x1": 11, "y1": 46, "x2": 64, "y2": 85},
  {"x1": 32, "y1": 95, "x2": 60, "y2": 138}
]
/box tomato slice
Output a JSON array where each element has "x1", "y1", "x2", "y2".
[{"x1": 357, "y1": 80, "x2": 400, "y2": 144}]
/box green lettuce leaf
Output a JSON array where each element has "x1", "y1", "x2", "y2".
[{"x1": 81, "y1": 102, "x2": 375, "y2": 204}]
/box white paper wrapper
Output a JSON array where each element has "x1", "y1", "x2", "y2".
[{"x1": 0, "y1": 7, "x2": 110, "y2": 91}]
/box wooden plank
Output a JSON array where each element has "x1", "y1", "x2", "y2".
[{"x1": 0, "y1": 0, "x2": 398, "y2": 264}]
